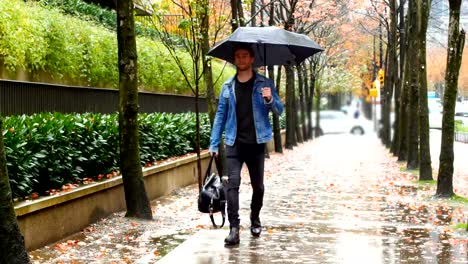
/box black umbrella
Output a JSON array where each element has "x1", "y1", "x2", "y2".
[{"x1": 207, "y1": 26, "x2": 324, "y2": 67}]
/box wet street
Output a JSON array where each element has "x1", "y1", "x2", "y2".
[{"x1": 30, "y1": 133, "x2": 467, "y2": 263}]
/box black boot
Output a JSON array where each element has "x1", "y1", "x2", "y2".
[
  {"x1": 224, "y1": 227, "x2": 240, "y2": 245},
  {"x1": 250, "y1": 214, "x2": 262, "y2": 237}
]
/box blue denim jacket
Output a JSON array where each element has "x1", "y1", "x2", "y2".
[{"x1": 209, "y1": 73, "x2": 284, "y2": 153}]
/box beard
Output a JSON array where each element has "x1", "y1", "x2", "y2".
[{"x1": 236, "y1": 64, "x2": 252, "y2": 72}]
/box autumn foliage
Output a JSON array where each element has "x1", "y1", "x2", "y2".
[{"x1": 427, "y1": 45, "x2": 468, "y2": 96}]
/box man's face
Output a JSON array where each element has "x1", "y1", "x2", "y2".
[{"x1": 234, "y1": 49, "x2": 254, "y2": 71}]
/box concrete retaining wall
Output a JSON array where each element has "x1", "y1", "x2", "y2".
[{"x1": 16, "y1": 152, "x2": 211, "y2": 250}]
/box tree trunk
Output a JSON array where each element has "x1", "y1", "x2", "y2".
[
  {"x1": 116, "y1": 0, "x2": 152, "y2": 219},
  {"x1": 201, "y1": 1, "x2": 226, "y2": 174},
  {"x1": 260, "y1": 0, "x2": 265, "y2": 25},
  {"x1": 292, "y1": 67, "x2": 301, "y2": 145},
  {"x1": 285, "y1": 65, "x2": 296, "y2": 149},
  {"x1": 406, "y1": 0, "x2": 420, "y2": 170},
  {"x1": 327, "y1": 94, "x2": 337, "y2": 110},
  {"x1": 391, "y1": 0, "x2": 404, "y2": 155},
  {"x1": 308, "y1": 75, "x2": 315, "y2": 139},
  {"x1": 315, "y1": 84, "x2": 322, "y2": 138},
  {"x1": 379, "y1": 23, "x2": 386, "y2": 145},
  {"x1": 273, "y1": 66, "x2": 283, "y2": 153},
  {"x1": 201, "y1": 8, "x2": 215, "y2": 126},
  {"x1": 230, "y1": 0, "x2": 239, "y2": 31},
  {"x1": 237, "y1": 0, "x2": 246, "y2": 27},
  {"x1": 0, "y1": 117, "x2": 30, "y2": 264},
  {"x1": 204, "y1": 60, "x2": 215, "y2": 126},
  {"x1": 298, "y1": 64, "x2": 307, "y2": 141},
  {"x1": 294, "y1": 109, "x2": 303, "y2": 143},
  {"x1": 381, "y1": 43, "x2": 392, "y2": 148},
  {"x1": 195, "y1": 88, "x2": 202, "y2": 190},
  {"x1": 268, "y1": 3, "x2": 282, "y2": 153},
  {"x1": 303, "y1": 65, "x2": 311, "y2": 139},
  {"x1": 251, "y1": 0, "x2": 256, "y2": 27},
  {"x1": 397, "y1": 14, "x2": 410, "y2": 162},
  {"x1": 308, "y1": 60, "x2": 316, "y2": 139},
  {"x1": 385, "y1": 0, "x2": 397, "y2": 150},
  {"x1": 437, "y1": 0, "x2": 465, "y2": 197},
  {"x1": 418, "y1": 0, "x2": 433, "y2": 180},
  {"x1": 294, "y1": 81, "x2": 303, "y2": 144}
]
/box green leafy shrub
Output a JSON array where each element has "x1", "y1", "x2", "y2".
[
  {"x1": 0, "y1": 1, "x2": 48, "y2": 71},
  {"x1": 0, "y1": 0, "x2": 234, "y2": 94},
  {"x1": 455, "y1": 120, "x2": 468, "y2": 133},
  {"x1": 270, "y1": 113, "x2": 286, "y2": 130},
  {"x1": 41, "y1": 0, "x2": 117, "y2": 31},
  {"x1": 3, "y1": 112, "x2": 210, "y2": 198},
  {"x1": 138, "y1": 112, "x2": 210, "y2": 161},
  {"x1": 41, "y1": 0, "x2": 159, "y2": 39}
]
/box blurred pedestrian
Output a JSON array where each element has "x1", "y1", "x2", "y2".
[{"x1": 354, "y1": 101, "x2": 360, "y2": 119}]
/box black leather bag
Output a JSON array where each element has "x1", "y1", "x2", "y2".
[{"x1": 198, "y1": 155, "x2": 226, "y2": 228}]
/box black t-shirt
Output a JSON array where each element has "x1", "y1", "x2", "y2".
[{"x1": 235, "y1": 73, "x2": 257, "y2": 144}]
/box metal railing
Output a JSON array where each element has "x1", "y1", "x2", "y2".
[
  {"x1": 0, "y1": 79, "x2": 207, "y2": 115},
  {"x1": 455, "y1": 131, "x2": 468, "y2": 143}
]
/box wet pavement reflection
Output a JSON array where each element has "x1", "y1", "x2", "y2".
[{"x1": 30, "y1": 134, "x2": 467, "y2": 263}]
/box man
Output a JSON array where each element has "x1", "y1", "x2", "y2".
[{"x1": 209, "y1": 44, "x2": 283, "y2": 245}]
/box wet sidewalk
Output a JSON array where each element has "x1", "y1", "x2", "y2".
[{"x1": 30, "y1": 134, "x2": 467, "y2": 263}]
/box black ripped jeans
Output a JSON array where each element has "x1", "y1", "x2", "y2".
[{"x1": 225, "y1": 142, "x2": 265, "y2": 228}]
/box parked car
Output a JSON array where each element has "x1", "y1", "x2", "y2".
[
  {"x1": 312, "y1": 110, "x2": 367, "y2": 135},
  {"x1": 455, "y1": 111, "x2": 468, "y2": 126}
]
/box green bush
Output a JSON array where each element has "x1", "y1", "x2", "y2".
[
  {"x1": 41, "y1": 0, "x2": 159, "y2": 39},
  {"x1": 270, "y1": 113, "x2": 286, "y2": 130},
  {"x1": 455, "y1": 120, "x2": 468, "y2": 133},
  {"x1": 0, "y1": 0, "x2": 234, "y2": 94},
  {"x1": 41, "y1": 0, "x2": 117, "y2": 31},
  {"x1": 0, "y1": 1, "x2": 48, "y2": 71},
  {"x1": 138, "y1": 112, "x2": 211, "y2": 161},
  {"x1": 3, "y1": 112, "x2": 210, "y2": 198}
]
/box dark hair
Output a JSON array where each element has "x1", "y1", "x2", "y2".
[{"x1": 233, "y1": 43, "x2": 255, "y2": 57}]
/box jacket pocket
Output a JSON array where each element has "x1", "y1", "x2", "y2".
[{"x1": 222, "y1": 89, "x2": 230, "y2": 99}]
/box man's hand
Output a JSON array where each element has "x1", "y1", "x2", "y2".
[{"x1": 261, "y1": 87, "x2": 272, "y2": 102}]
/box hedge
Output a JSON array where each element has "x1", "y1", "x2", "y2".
[
  {"x1": 41, "y1": 0, "x2": 118, "y2": 31},
  {"x1": 0, "y1": 0, "x2": 233, "y2": 94},
  {"x1": 3, "y1": 112, "x2": 210, "y2": 199},
  {"x1": 3, "y1": 111, "x2": 285, "y2": 199},
  {"x1": 40, "y1": 0, "x2": 159, "y2": 39}
]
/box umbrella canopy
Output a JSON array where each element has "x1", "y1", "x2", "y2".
[{"x1": 208, "y1": 26, "x2": 324, "y2": 67}]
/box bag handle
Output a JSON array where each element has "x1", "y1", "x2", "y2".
[
  {"x1": 203, "y1": 155, "x2": 222, "y2": 183},
  {"x1": 202, "y1": 154, "x2": 226, "y2": 228},
  {"x1": 209, "y1": 199, "x2": 226, "y2": 228}
]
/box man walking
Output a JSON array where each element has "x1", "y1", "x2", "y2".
[{"x1": 209, "y1": 44, "x2": 283, "y2": 245}]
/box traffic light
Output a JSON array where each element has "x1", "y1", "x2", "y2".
[
  {"x1": 378, "y1": 68, "x2": 385, "y2": 87},
  {"x1": 370, "y1": 80, "x2": 378, "y2": 98}
]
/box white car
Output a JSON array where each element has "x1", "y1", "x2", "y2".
[
  {"x1": 312, "y1": 110, "x2": 367, "y2": 135},
  {"x1": 455, "y1": 111, "x2": 468, "y2": 126}
]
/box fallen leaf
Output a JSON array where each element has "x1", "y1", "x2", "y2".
[{"x1": 55, "y1": 243, "x2": 69, "y2": 252}]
